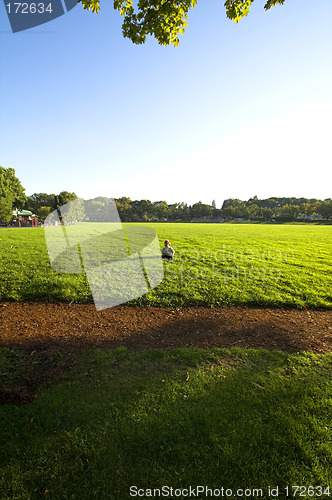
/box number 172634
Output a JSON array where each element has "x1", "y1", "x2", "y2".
[
  {"x1": 6, "y1": 3, "x2": 53, "y2": 14},
  {"x1": 285, "y1": 486, "x2": 330, "y2": 497}
]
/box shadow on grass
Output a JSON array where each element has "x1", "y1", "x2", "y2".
[
  {"x1": 0, "y1": 347, "x2": 331, "y2": 498},
  {"x1": 1, "y1": 306, "x2": 331, "y2": 406},
  {"x1": 106, "y1": 312, "x2": 332, "y2": 355}
]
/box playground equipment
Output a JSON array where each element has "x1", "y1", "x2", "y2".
[{"x1": 11, "y1": 209, "x2": 38, "y2": 227}]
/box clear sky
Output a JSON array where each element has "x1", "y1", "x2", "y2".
[{"x1": 1, "y1": 0, "x2": 331, "y2": 209}]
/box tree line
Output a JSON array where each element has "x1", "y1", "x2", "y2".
[
  {"x1": 24, "y1": 195, "x2": 222, "y2": 223},
  {"x1": 0, "y1": 167, "x2": 331, "y2": 223},
  {"x1": 20, "y1": 194, "x2": 332, "y2": 223},
  {"x1": 221, "y1": 196, "x2": 332, "y2": 221}
]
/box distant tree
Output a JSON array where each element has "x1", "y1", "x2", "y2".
[
  {"x1": 179, "y1": 202, "x2": 190, "y2": 220},
  {"x1": 167, "y1": 202, "x2": 179, "y2": 220},
  {"x1": 264, "y1": 198, "x2": 280, "y2": 209},
  {"x1": 25, "y1": 193, "x2": 56, "y2": 213},
  {"x1": 83, "y1": 198, "x2": 117, "y2": 222},
  {"x1": 278, "y1": 204, "x2": 301, "y2": 220},
  {"x1": 152, "y1": 200, "x2": 169, "y2": 220},
  {"x1": 115, "y1": 197, "x2": 133, "y2": 221},
  {"x1": 315, "y1": 199, "x2": 332, "y2": 220},
  {"x1": 222, "y1": 198, "x2": 243, "y2": 209},
  {"x1": 61, "y1": 198, "x2": 85, "y2": 223},
  {"x1": 299, "y1": 203, "x2": 316, "y2": 221},
  {"x1": 222, "y1": 205, "x2": 236, "y2": 219},
  {"x1": 54, "y1": 191, "x2": 78, "y2": 208},
  {"x1": 243, "y1": 204, "x2": 259, "y2": 220},
  {"x1": 37, "y1": 206, "x2": 53, "y2": 219},
  {"x1": 247, "y1": 195, "x2": 258, "y2": 204},
  {"x1": 259, "y1": 207, "x2": 274, "y2": 221},
  {"x1": 220, "y1": 196, "x2": 330, "y2": 221},
  {"x1": 247, "y1": 196, "x2": 278, "y2": 209},
  {"x1": 0, "y1": 166, "x2": 26, "y2": 221},
  {"x1": 0, "y1": 189, "x2": 13, "y2": 222},
  {"x1": 5, "y1": 169, "x2": 27, "y2": 208},
  {"x1": 132, "y1": 199, "x2": 153, "y2": 221},
  {"x1": 190, "y1": 201, "x2": 213, "y2": 219}
]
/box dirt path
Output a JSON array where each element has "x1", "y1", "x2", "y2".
[
  {"x1": 1, "y1": 302, "x2": 331, "y2": 354},
  {"x1": 1, "y1": 302, "x2": 331, "y2": 404}
]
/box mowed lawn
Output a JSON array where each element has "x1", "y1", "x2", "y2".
[
  {"x1": 1, "y1": 347, "x2": 332, "y2": 499},
  {"x1": 0, "y1": 223, "x2": 331, "y2": 308},
  {"x1": 1, "y1": 224, "x2": 332, "y2": 498}
]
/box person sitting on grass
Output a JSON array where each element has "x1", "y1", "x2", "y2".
[{"x1": 161, "y1": 240, "x2": 175, "y2": 262}]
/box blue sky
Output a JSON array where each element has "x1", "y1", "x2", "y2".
[{"x1": 0, "y1": 0, "x2": 331, "y2": 208}]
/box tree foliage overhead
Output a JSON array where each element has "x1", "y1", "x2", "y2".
[{"x1": 78, "y1": 0, "x2": 286, "y2": 46}]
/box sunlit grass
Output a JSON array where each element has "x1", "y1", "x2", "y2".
[{"x1": 0, "y1": 223, "x2": 331, "y2": 308}]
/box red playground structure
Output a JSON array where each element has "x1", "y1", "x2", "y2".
[{"x1": 11, "y1": 209, "x2": 38, "y2": 227}]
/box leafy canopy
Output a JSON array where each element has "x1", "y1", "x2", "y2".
[
  {"x1": 0, "y1": 166, "x2": 27, "y2": 221},
  {"x1": 78, "y1": 0, "x2": 286, "y2": 46}
]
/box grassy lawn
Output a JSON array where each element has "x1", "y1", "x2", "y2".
[
  {"x1": 1, "y1": 346, "x2": 332, "y2": 499},
  {"x1": 1, "y1": 223, "x2": 331, "y2": 499},
  {"x1": 0, "y1": 223, "x2": 331, "y2": 308}
]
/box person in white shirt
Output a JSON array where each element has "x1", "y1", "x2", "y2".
[{"x1": 161, "y1": 240, "x2": 175, "y2": 261}]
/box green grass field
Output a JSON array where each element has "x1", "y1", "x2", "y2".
[
  {"x1": 0, "y1": 223, "x2": 331, "y2": 308},
  {"x1": 1, "y1": 223, "x2": 331, "y2": 498},
  {"x1": 1, "y1": 346, "x2": 332, "y2": 499}
]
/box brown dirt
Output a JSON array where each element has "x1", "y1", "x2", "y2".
[{"x1": 1, "y1": 302, "x2": 331, "y2": 404}]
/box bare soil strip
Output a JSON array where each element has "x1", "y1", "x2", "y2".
[
  {"x1": 1, "y1": 302, "x2": 331, "y2": 404},
  {"x1": 1, "y1": 302, "x2": 331, "y2": 354}
]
